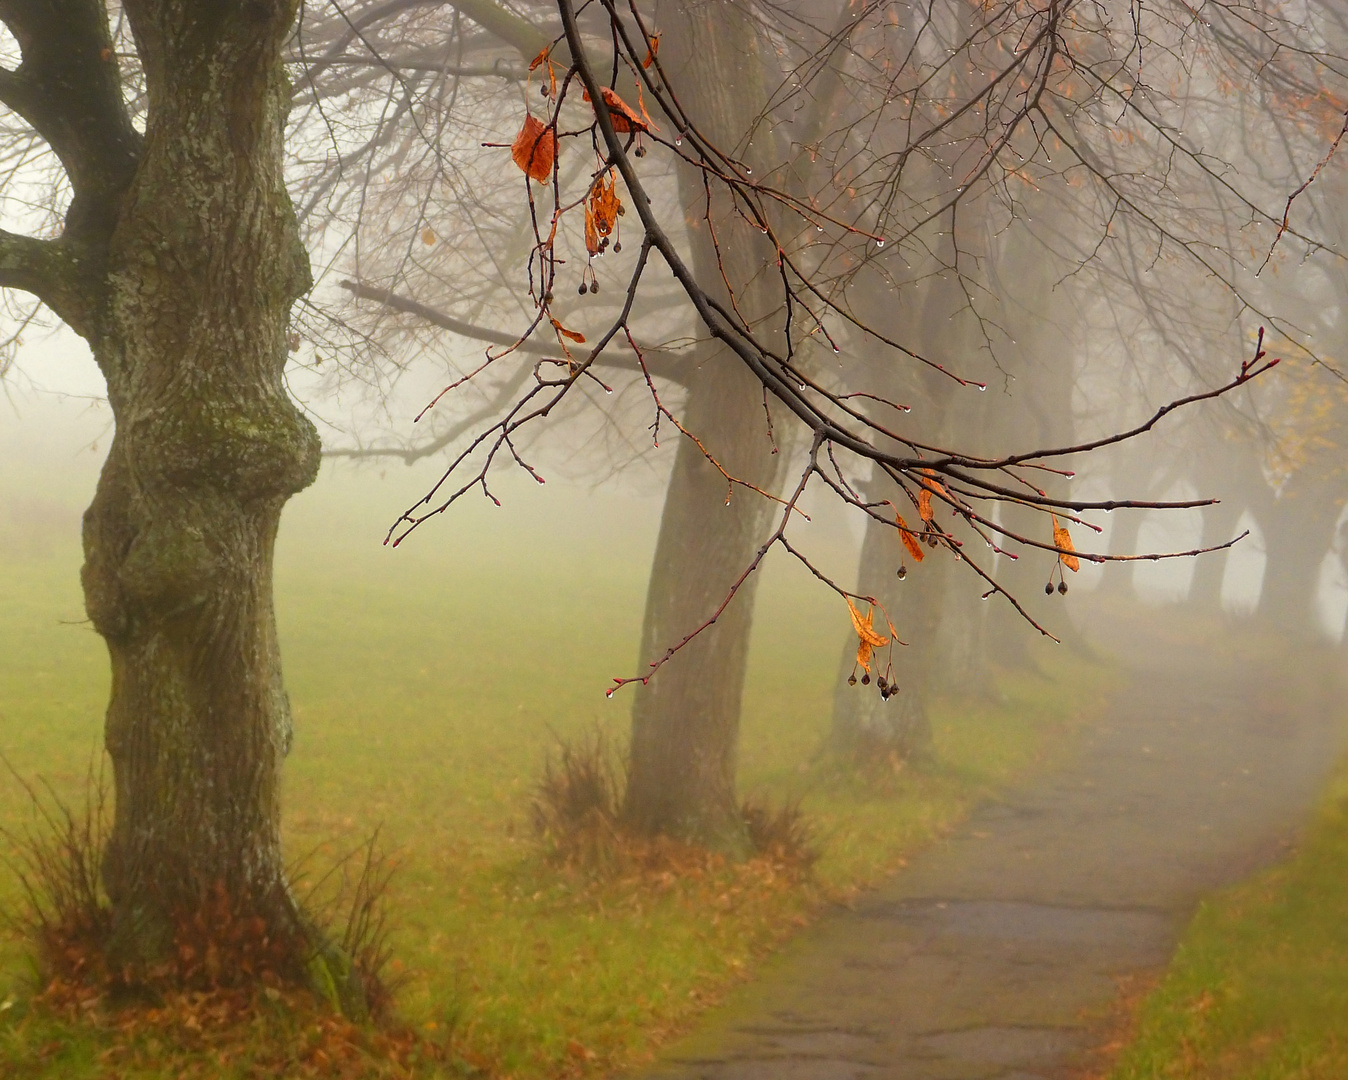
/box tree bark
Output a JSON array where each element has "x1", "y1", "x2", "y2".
[
  {"x1": 67, "y1": 1, "x2": 334, "y2": 992},
  {"x1": 1256, "y1": 476, "x2": 1346, "y2": 635},
  {"x1": 622, "y1": 0, "x2": 788, "y2": 851}
]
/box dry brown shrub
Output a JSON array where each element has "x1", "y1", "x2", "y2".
[
  {"x1": 742, "y1": 797, "x2": 818, "y2": 875},
  {"x1": 531, "y1": 733, "x2": 818, "y2": 881},
  {"x1": 0, "y1": 761, "x2": 408, "y2": 1031},
  {"x1": 530, "y1": 729, "x2": 627, "y2": 874},
  {"x1": 296, "y1": 829, "x2": 409, "y2": 1022},
  {"x1": 0, "y1": 761, "x2": 115, "y2": 992}
]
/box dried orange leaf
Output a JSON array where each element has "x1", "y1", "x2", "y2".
[
  {"x1": 550, "y1": 317, "x2": 586, "y2": 344},
  {"x1": 511, "y1": 114, "x2": 556, "y2": 182},
  {"x1": 1052, "y1": 515, "x2": 1080, "y2": 572},
  {"x1": 917, "y1": 488, "x2": 934, "y2": 522},
  {"x1": 856, "y1": 638, "x2": 873, "y2": 673},
  {"x1": 529, "y1": 46, "x2": 550, "y2": 71},
  {"x1": 896, "y1": 513, "x2": 925, "y2": 563},
  {"x1": 420, "y1": 227, "x2": 436, "y2": 245},
  {"x1": 642, "y1": 33, "x2": 661, "y2": 68},
  {"x1": 589, "y1": 169, "x2": 621, "y2": 235},
  {"x1": 584, "y1": 204, "x2": 601, "y2": 256},
  {"x1": 589, "y1": 86, "x2": 648, "y2": 133},
  {"x1": 846, "y1": 597, "x2": 889, "y2": 648}
]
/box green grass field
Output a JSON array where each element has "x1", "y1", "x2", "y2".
[
  {"x1": 0, "y1": 460, "x2": 1112, "y2": 1078},
  {"x1": 1108, "y1": 743, "x2": 1348, "y2": 1080}
]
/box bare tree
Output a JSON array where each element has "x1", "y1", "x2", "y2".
[
  {"x1": 318, "y1": 0, "x2": 1342, "y2": 839},
  {"x1": 0, "y1": 0, "x2": 348, "y2": 999},
  {"x1": 0, "y1": 0, "x2": 1339, "y2": 1003}
]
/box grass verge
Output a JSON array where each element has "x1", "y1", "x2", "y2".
[{"x1": 1107, "y1": 737, "x2": 1348, "y2": 1080}]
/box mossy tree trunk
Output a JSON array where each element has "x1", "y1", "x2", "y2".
[
  {"x1": 621, "y1": 0, "x2": 789, "y2": 852},
  {"x1": 0, "y1": 0, "x2": 326, "y2": 986}
]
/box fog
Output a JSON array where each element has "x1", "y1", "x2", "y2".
[{"x1": 3, "y1": 1, "x2": 1348, "y2": 1077}]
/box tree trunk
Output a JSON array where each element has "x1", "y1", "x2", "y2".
[
  {"x1": 982, "y1": 227, "x2": 1079, "y2": 666},
  {"x1": 831, "y1": 508, "x2": 944, "y2": 761},
  {"x1": 1184, "y1": 443, "x2": 1267, "y2": 613},
  {"x1": 1187, "y1": 499, "x2": 1246, "y2": 612},
  {"x1": 1256, "y1": 477, "x2": 1346, "y2": 635},
  {"x1": 622, "y1": 1, "x2": 788, "y2": 851},
  {"x1": 830, "y1": 236, "x2": 984, "y2": 758},
  {"x1": 76, "y1": 1, "x2": 335, "y2": 995}
]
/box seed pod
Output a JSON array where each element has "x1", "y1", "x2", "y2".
[
  {"x1": 896, "y1": 565, "x2": 907, "y2": 580},
  {"x1": 861, "y1": 672, "x2": 870, "y2": 686},
  {"x1": 1045, "y1": 582, "x2": 1054, "y2": 595},
  {"x1": 578, "y1": 282, "x2": 588, "y2": 295},
  {"x1": 589, "y1": 280, "x2": 600, "y2": 294},
  {"x1": 847, "y1": 674, "x2": 857, "y2": 686},
  {"x1": 1057, "y1": 580, "x2": 1068, "y2": 595},
  {"x1": 613, "y1": 241, "x2": 622, "y2": 253}
]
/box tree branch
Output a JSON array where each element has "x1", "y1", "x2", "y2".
[
  {"x1": 339, "y1": 279, "x2": 688, "y2": 385},
  {"x1": 0, "y1": 0, "x2": 141, "y2": 331},
  {"x1": 446, "y1": 0, "x2": 551, "y2": 61},
  {"x1": 0, "y1": 227, "x2": 98, "y2": 337}
]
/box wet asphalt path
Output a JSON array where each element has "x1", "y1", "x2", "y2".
[{"x1": 637, "y1": 619, "x2": 1347, "y2": 1080}]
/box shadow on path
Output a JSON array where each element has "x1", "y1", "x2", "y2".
[{"x1": 637, "y1": 614, "x2": 1347, "y2": 1080}]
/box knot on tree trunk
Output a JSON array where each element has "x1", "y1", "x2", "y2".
[{"x1": 140, "y1": 396, "x2": 320, "y2": 501}]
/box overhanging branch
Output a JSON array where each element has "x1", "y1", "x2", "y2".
[{"x1": 340, "y1": 279, "x2": 688, "y2": 384}]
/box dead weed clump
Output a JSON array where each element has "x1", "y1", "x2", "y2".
[
  {"x1": 0, "y1": 766, "x2": 443, "y2": 1077},
  {"x1": 530, "y1": 729, "x2": 627, "y2": 874},
  {"x1": 531, "y1": 733, "x2": 818, "y2": 883},
  {"x1": 294, "y1": 829, "x2": 410, "y2": 1022},
  {"x1": 0, "y1": 764, "x2": 115, "y2": 994},
  {"x1": 741, "y1": 797, "x2": 818, "y2": 875}
]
